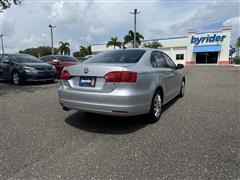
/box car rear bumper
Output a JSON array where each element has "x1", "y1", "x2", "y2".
[{"x1": 58, "y1": 87, "x2": 151, "y2": 116}]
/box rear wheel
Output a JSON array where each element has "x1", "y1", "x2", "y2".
[
  {"x1": 147, "y1": 90, "x2": 162, "y2": 123},
  {"x1": 12, "y1": 72, "x2": 21, "y2": 85}
]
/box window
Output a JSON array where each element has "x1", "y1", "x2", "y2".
[
  {"x1": 150, "y1": 51, "x2": 168, "y2": 68},
  {"x1": 85, "y1": 50, "x2": 145, "y2": 64},
  {"x1": 56, "y1": 56, "x2": 79, "y2": 62},
  {"x1": 176, "y1": 54, "x2": 184, "y2": 60},
  {"x1": 41, "y1": 56, "x2": 51, "y2": 62},
  {"x1": 12, "y1": 54, "x2": 43, "y2": 63},
  {"x1": 161, "y1": 52, "x2": 176, "y2": 69},
  {"x1": 1, "y1": 55, "x2": 11, "y2": 63}
]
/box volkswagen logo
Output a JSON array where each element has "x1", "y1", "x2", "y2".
[{"x1": 84, "y1": 67, "x2": 89, "y2": 74}]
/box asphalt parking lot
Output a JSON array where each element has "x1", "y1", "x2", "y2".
[{"x1": 0, "y1": 66, "x2": 239, "y2": 179}]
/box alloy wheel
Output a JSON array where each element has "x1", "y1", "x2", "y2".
[
  {"x1": 13, "y1": 72, "x2": 20, "y2": 85},
  {"x1": 181, "y1": 81, "x2": 185, "y2": 96},
  {"x1": 153, "y1": 93, "x2": 162, "y2": 118}
]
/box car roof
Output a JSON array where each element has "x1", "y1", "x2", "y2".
[
  {"x1": 40, "y1": 55, "x2": 75, "y2": 58},
  {"x1": 1, "y1": 53, "x2": 35, "y2": 57},
  {"x1": 100, "y1": 48, "x2": 158, "y2": 53}
]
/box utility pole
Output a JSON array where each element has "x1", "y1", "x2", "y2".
[
  {"x1": 130, "y1": 9, "x2": 141, "y2": 48},
  {"x1": 0, "y1": 34, "x2": 4, "y2": 54},
  {"x1": 48, "y1": 24, "x2": 56, "y2": 55}
]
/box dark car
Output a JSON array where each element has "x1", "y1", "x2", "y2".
[
  {"x1": 40, "y1": 55, "x2": 79, "y2": 78},
  {"x1": 0, "y1": 54, "x2": 57, "y2": 85}
]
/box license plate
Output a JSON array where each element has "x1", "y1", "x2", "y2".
[{"x1": 79, "y1": 76, "x2": 96, "y2": 87}]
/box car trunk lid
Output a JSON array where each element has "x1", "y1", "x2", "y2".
[{"x1": 64, "y1": 63, "x2": 135, "y2": 93}]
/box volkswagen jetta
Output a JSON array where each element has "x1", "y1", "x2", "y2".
[{"x1": 58, "y1": 49, "x2": 185, "y2": 123}]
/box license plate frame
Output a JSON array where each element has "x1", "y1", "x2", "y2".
[{"x1": 79, "y1": 76, "x2": 96, "y2": 87}]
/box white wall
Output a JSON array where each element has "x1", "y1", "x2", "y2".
[
  {"x1": 186, "y1": 27, "x2": 231, "y2": 64},
  {"x1": 91, "y1": 27, "x2": 231, "y2": 65}
]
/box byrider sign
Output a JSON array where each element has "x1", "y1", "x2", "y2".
[{"x1": 191, "y1": 34, "x2": 226, "y2": 44}]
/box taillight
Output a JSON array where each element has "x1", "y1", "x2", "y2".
[
  {"x1": 104, "y1": 71, "x2": 137, "y2": 83},
  {"x1": 60, "y1": 70, "x2": 71, "y2": 80}
]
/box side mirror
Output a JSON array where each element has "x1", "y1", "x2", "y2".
[
  {"x1": 176, "y1": 64, "x2": 184, "y2": 69},
  {"x1": 3, "y1": 59, "x2": 10, "y2": 64}
]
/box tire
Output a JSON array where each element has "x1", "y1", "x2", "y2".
[
  {"x1": 12, "y1": 72, "x2": 21, "y2": 85},
  {"x1": 178, "y1": 80, "x2": 185, "y2": 98},
  {"x1": 47, "y1": 80, "x2": 55, "y2": 83},
  {"x1": 147, "y1": 90, "x2": 162, "y2": 123}
]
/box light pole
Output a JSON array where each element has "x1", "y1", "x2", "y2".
[
  {"x1": 48, "y1": 24, "x2": 56, "y2": 55},
  {"x1": 130, "y1": 9, "x2": 141, "y2": 48},
  {"x1": 0, "y1": 34, "x2": 4, "y2": 54}
]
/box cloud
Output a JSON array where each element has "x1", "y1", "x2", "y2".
[
  {"x1": 47, "y1": 0, "x2": 107, "y2": 47},
  {"x1": 187, "y1": 1, "x2": 239, "y2": 29},
  {"x1": 20, "y1": 33, "x2": 49, "y2": 46},
  {"x1": 48, "y1": 1, "x2": 93, "y2": 25},
  {"x1": 147, "y1": 1, "x2": 239, "y2": 38},
  {"x1": 90, "y1": 26, "x2": 107, "y2": 35},
  {"x1": 223, "y1": 16, "x2": 240, "y2": 26},
  {"x1": 79, "y1": 35, "x2": 94, "y2": 44},
  {"x1": 1, "y1": 16, "x2": 15, "y2": 37},
  {"x1": 223, "y1": 16, "x2": 240, "y2": 45},
  {"x1": 149, "y1": 29, "x2": 165, "y2": 38},
  {"x1": 2, "y1": 0, "x2": 240, "y2": 53},
  {"x1": 4, "y1": 33, "x2": 50, "y2": 53}
]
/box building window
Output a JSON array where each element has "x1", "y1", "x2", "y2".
[{"x1": 176, "y1": 54, "x2": 184, "y2": 60}]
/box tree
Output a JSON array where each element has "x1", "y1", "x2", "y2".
[
  {"x1": 236, "y1": 37, "x2": 240, "y2": 48},
  {"x1": 19, "y1": 46, "x2": 58, "y2": 58},
  {"x1": 58, "y1": 42, "x2": 70, "y2": 55},
  {"x1": 124, "y1": 30, "x2": 144, "y2": 47},
  {"x1": 73, "y1": 46, "x2": 92, "y2": 57},
  {"x1": 0, "y1": 0, "x2": 21, "y2": 11},
  {"x1": 235, "y1": 37, "x2": 240, "y2": 56},
  {"x1": 106, "y1": 37, "x2": 122, "y2": 49},
  {"x1": 143, "y1": 40, "x2": 163, "y2": 49},
  {"x1": 73, "y1": 51, "x2": 81, "y2": 58},
  {"x1": 79, "y1": 46, "x2": 92, "y2": 57}
]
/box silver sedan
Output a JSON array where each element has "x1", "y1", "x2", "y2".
[{"x1": 58, "y1": 49, "x2": 185, "y2": 123}]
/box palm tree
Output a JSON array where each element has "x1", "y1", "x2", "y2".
[
  {"x1": 236, "y1": 37, "x2": 240, "y2": 55},
  {"x1": 143, "y1": 40, "x2": 163, "y2": 49},
  {"x1": 236, "y1": 37, "x2": 240, "y2": 48},
  {"x1": 124, "y1": 30, "x2": 144, "y2": 47},
  {"x1": 58, "y1": 42, "x2": 70, "y2": 55},
  {"x1": 106, "y1": 37, "x2": 122, "y2": 49}
]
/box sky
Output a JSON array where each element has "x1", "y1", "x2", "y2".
[{"x1": 0, "y1": 0, "x2": 239, "y2": 54}]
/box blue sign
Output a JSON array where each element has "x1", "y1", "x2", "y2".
[{"x1": 191, "y1": 34, "x2": 226, "y2": 44}]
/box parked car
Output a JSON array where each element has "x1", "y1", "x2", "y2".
[
  {"x1": 0, "y1": 54, "x2": 56, "y2": 85},
  {"x1": 40, "y1": 55, "x2": 79, "y2": 78},
  {"x1": 58, "y1": 49, "x2": 185, "y2": 123}
]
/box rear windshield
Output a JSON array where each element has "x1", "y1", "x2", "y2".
[
  {"x1": 85, "y1": 50, "x2": 145, "y2": 64},
  {"x1": 56, "y1": 56, "x2": 79, "y2": 62},
  {"x1": 12, "y1": 55, "x2": 43, "y2": 63}
]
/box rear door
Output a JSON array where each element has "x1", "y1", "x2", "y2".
[
  {"x1": 150, "y1": 51, "x2": 175, "y2": 101},
  {"x1": 161, "y1": 52, "x2": 182, "y2": 95}
]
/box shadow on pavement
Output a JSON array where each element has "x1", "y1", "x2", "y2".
[
  {"x1": 65, "y1": 112, "x2": 148, "y2": 135},
  {"x1": 0, "y1": 80, "x2": 59, "y2": 95},
  {"x1": 65, "y1": 96, "x2": 179, "y2": 135}
]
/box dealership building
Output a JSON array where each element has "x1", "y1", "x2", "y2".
[{"x1": 91, "y1": 26, "x2": 232, "y2": 65}]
